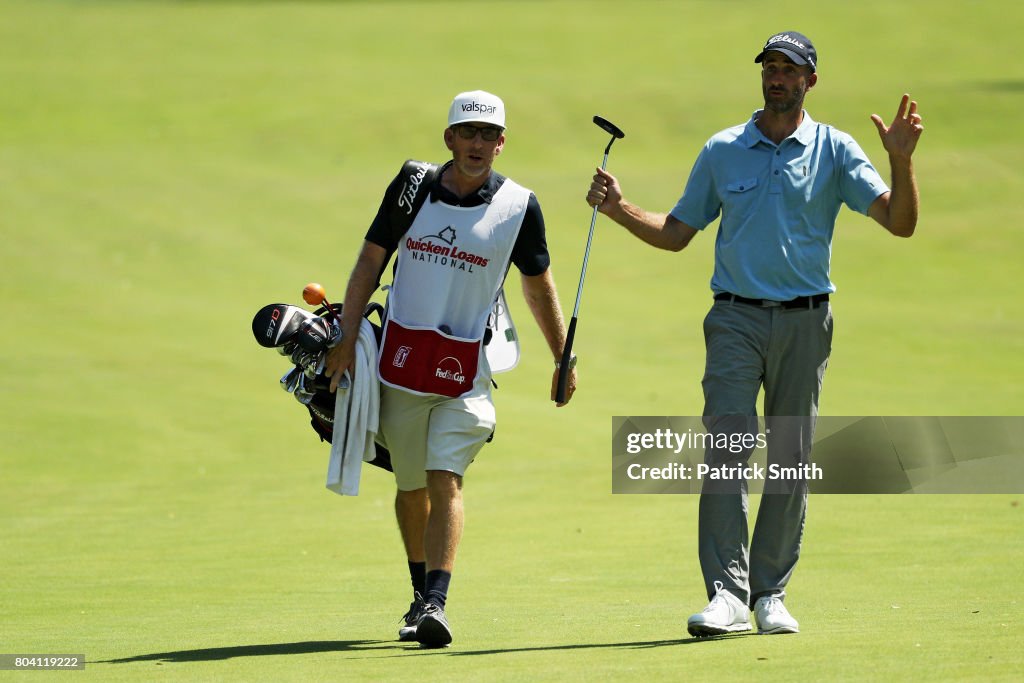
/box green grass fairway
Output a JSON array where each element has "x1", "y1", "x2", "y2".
[{"x1": 2, "y1": 0, "x2": 1022, "y2": 680}]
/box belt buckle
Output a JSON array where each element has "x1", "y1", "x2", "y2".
[{"x1": 761, "y1": 300, "x2": 782, "y2": 308}]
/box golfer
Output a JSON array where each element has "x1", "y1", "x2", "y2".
[
  {"x1": 587, "y1": 31, "x2": 922, "y2": 636},
  {"x1": 325, "y1": 90, "x2": 577, "y2": 648}
]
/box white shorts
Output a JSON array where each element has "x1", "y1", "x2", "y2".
[{"x1": 378, "y1": 372, "x2": 496, "y2": 491}]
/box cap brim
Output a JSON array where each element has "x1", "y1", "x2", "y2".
[
  {"x1": 450, "y1": 118, "x2": 505, "y2": 129},
  {"x1": 755, "y1": 47, "x2": 811, "y2": 67}
]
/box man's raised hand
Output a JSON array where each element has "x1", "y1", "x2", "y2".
[{"x1": 871, "y1": 93, "x2": 923, "y2": 160}]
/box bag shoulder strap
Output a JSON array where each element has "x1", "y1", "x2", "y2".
[
  {"x1": 389, "y1": 159, "x2": 440, "y2": 243},
  {"x1": 376, "y1": 160, "x2": 441, "y2": 286}
]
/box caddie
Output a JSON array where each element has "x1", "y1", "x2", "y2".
[{"x1": 324, "y1": 90, "x2": 577, "y2": 648}]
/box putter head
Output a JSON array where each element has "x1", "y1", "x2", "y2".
[{"x1": 593, "y1": 115, "x2": 625, "y2": 139}]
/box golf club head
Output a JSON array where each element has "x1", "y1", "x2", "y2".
[
  {"x1": 294, "y1": 373, "x2": 315, "y2": 405},
  {"x1": 281, "y1": 366, "x2": 302, "y2": 393},
  {"x1": 593, "y1": 115, "x2": 625, "y2": 140},
  {"x1": 252, "y1": 303, "x2": 318, "y2": 349},
  {"x1": 296, "y1": 316, "x2": 338, "y2": 353}
]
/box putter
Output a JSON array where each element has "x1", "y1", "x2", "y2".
[{"x1": 555, "y1": 115, "x2": 625, "y2": 403}]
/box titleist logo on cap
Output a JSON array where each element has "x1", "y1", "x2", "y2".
[
  {"x1": 765, "y1": 33, "x2": 807, "y2": 49},
  {"x1": 755, "y1": 30, "x2": 817, "y2": 70}
]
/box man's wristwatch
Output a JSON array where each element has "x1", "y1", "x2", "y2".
[{"x1": 555, "y1": 354, "x2": 578, "y2": 370}]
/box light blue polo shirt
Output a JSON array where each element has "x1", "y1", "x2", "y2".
[{"x1": 670, "y1": 110, "x2": 888, "y2": 300}]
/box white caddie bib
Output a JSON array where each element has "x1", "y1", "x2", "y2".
[{"x1": 379, "y1": 179, "x2": 531, "y2": 397}]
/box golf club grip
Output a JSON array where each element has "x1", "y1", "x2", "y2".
[
  {"x1": 555, "y1": 316, "x2": 578, "y2": 403},
  {"x1": 323, "y1": 301, "x2": 342, "y2": 323}
]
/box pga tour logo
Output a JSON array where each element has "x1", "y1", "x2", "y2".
[
  {"x1": 435, "y1": 357, "x2": 466, "y2": 384},
  {"x1": 393, "y1": 346, "x2": 412, "y2": 368}
]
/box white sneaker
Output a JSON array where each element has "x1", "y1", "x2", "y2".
[
  {"x1": 398, "y1": 593, "x2": 426, "y2": 642},
  {"x1": 687, "y1": 581, "x2": 752, "y2": 637},
  {"x1": 753, "y1": 595, "x2": 800, "y2": 634}
]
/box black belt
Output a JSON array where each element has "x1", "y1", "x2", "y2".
[{"x1": 714, "y1": 292, "x2": 829, "y2": 309}]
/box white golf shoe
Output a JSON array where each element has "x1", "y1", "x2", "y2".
[
  {"x1": 753, "y1": 595, "x2": 800, "y2": 634},
  {"x1": 687, "y1": 581, "x2": 752, "y2": 637},
  {"x1": 398, "y1": 593, "x2": 426, "y2": 642}
]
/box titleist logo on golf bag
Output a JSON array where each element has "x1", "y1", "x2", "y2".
[
  {"x1": 461, "y1": 101, "x2": 497, "y2": 115},
  {"x1": 308, "y1": 403, "x2": 332, "y2": 425},
  {"x1": 398, "y1": 163, "x2": 431, "y2": 216}
]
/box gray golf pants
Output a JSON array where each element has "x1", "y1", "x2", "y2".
[{"x1": 698, "y1": 298, "x2": 833, "y2": 607}]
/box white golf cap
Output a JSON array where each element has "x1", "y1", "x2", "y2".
[{"x1": 447, "y1": 90, "x2": 505, "y2": 129}]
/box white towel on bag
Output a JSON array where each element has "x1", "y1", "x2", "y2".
[{"x1": 326, "y1": 319, "x2": 380, "y2": 496}]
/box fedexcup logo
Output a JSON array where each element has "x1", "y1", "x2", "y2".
[
  {"x1": 393, "y1": 346, "x2": 411, "y2": 368},
  {"x1": 435, "y1": 357, "x2": 466, "y2": 384},
  {"x1": 461, "y1": 101, "x2": 497, "y2": 116}
]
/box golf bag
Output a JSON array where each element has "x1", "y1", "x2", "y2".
[
  {"x1": 251, "y1": 301, "x2": 393, "y2": 472},
  {"x1": 248, "y1": 161, "x2": 441, "y2": 474}
]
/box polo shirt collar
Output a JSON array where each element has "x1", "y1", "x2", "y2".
[
  {"x1": 793, "y1": 111, "x2": 817, "y2": 145},
  {"x1": 743, "y1": 110, "x2": 817, "y2": 148},
  {"x1": 429, "y1": 160, "x2": 505, "y2": 205}
]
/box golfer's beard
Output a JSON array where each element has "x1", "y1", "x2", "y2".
[
  {"x1": 454, "y1": 152, "x2": 491, "y2": 178},
  {"x1": 763, "y1": 85, "x2": 805, "y2": 114}
]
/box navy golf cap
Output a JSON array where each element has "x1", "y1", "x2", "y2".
[{"x1": 754, "y1": 31, "x2": 817, "y2": 71}]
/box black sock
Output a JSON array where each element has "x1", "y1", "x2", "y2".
[
  {"x1": 424, "y1": 569, "x2": 451, "y2": 609},
  {"x1": 408, "y1": 561, "x2": 426, "y2": 600}
]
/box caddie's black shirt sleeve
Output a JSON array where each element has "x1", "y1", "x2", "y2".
[{"x1": 511, "y1": 193, "x2": 550, "y2": 277}]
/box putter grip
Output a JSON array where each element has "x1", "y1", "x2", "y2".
[{"x1": 555, "y1": 317, "x2": 578, "y2": 403}]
